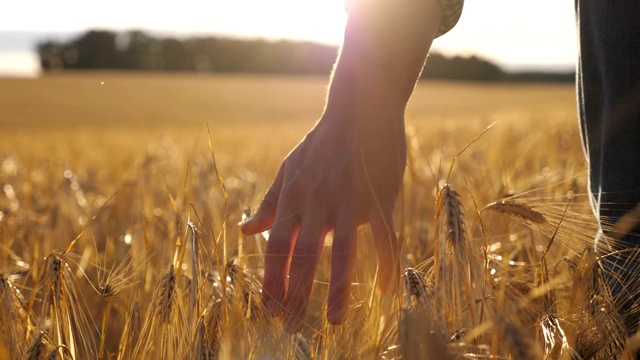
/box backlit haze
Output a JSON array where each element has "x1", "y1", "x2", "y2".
[{"x1": 1, "y1": 0, "x2": 577, "y2": 77}]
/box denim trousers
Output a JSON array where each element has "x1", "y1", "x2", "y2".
[{"x1": 577, "y1": 0, "x2": 640, "y2": 335}]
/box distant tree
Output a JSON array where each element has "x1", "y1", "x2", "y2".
[
  {"x1": 502, "y1": 71, "x2": 575, "y2": 83},
  {"x1": 117, "y1": 31, "x2": 161, "y2": 69},
  {"x1": 161, "y1": 38, "x2": 193, "y2": 70},
  {"x1": 71, "y1": 31, "x2": 119, "y2": 69},
  {"x1": 290, "y1": 42, "x2": 337, "y2": 74},
  {"x1": 423, "y1": 53, "x2": 504, "y2": 81},
  {"x1": 37, "y1": 41, "x2": 65, "y2": 70},
  {"x1": 35, "y1": 29, "x2": 573, "y2": 82}
]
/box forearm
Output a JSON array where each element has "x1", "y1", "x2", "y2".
[{"x1": 324, "y1": 0, "x2": 442, "y2": 120}]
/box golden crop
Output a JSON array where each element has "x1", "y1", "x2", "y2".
[{"x1": 1, "y1": 72, "x2": 631, "y2": 359}]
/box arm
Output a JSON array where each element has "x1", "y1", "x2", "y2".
[{"x1": 242, "y1": 0, "x2": 457, "y2": 333}]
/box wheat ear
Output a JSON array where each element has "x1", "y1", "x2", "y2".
[{"x1": 483, "y1": 199, "x2": 547, "y2": 225}]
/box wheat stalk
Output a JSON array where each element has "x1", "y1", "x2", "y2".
[
  {"x1": 38, "y1": 253, "x2": 96, "y2": 359},
  {"x1": 563, "y1": 248, "x2": 626, "y2": 358},
  {"x1": 437, "y1": 184, "x2": 467, "y2": 251},
  {"x1": 194, "y1": 318, "x2": 216, "y2": 360},
  {"x1": 158, "y1": 264, "x2": 177, "y2": 324},
  {"x1": 132, "y1": 264, "x2": 186, "y2": 359},
  {"x1": 25, "y1": 331, "x2": 50, "y2": 360},
  {"x1": 434, "y1": 184, "x2": 480, "y2": 330},
  {"x1": 116, "y1": 297, "x2": 141, "y2": 360},
  {"x1": 483, "y1": 199, "x2": 547, "y2": 225},
  {"x1": 404, "y1": 267, "x2": 427, "y2": 301},
  {"x1": 188, "y1": 222, "x2": 202, "y2": 324},
  {"x1": 202, "y1": 300, "x2": 222, "y2": 359},
  {"x1": 0, "y1": 272, "x2": 34, "y2": 357},
  {"x1": 539, "y1": 313, "x2": 578, "y2": 359},
  {"x1": 95, "y1": 250, "x2": 139, "y2": 360},
  {"x1": 44, "y1": 345, "x2": 73, "y2": 360}
]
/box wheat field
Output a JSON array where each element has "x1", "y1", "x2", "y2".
[{"x1": 0, "y1": 72, "x2": 634, "y2": 359}]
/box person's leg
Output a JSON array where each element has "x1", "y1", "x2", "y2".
[{"x1": 576, "y1": 0, "x2": 640, "y2": 334}]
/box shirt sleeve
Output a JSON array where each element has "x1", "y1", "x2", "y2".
[
  {"x1": 436, "y1": 0, "x2": 464, "y2": 38},
  {"x1": 344, "y1": 0, "x2": 464, "y2": 38}
]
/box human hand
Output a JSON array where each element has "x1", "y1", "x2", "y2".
[
  {"x1": 240, "y1": 0, "x2": 442, "y2": 334},
  {"x1": 241, "y1": 112, "x2": 406, "y2": 333}
]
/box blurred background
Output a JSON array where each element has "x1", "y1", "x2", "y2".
[{"x1": 1, "y1": 0, "x2": 577, "y2": 79}]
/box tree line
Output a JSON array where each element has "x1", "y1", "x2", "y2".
[{"x1": 37, "y1": 30, "x2": 573, "y2": 82}]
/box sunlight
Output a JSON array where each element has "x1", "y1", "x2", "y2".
[
  {"x1": 2, "y1": 0, "x2": 576, "y2": 72},
  {"x1": 4, "y1": 0, "x2": 348, "y2": 45}
]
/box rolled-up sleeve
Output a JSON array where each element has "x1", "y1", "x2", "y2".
[
  {"x1": 436, "y1": 0, "x2": 464, "y2": 37},
  {"x1": 344, "y1": 0, "x2": 464, "y2": 38}
]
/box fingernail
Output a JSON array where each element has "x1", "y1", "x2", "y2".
[
  {"x1": 240, "y1": 218, "x2": 254, "y2": 233},
  {"x1": 327, "y1": 305, "x2": 347, "y2": 325},
  {"x1": 326, "y1": 291, "x2": 347, "y2": 325}
]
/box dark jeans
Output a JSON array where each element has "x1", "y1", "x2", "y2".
[{"x1": 577, "y1": 0, "x2": 640, "y2": 335}]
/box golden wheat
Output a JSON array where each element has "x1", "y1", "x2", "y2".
[
  {"x1": 2, "y1": 74, "x2": 638, "y2": 359},
  {"x1": 483, "y1": 199, "x2": 547, "y2": 225}
]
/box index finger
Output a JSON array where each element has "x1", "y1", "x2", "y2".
[{"x1": 242, "y1": 165, "x2": 285, "y2": 235}]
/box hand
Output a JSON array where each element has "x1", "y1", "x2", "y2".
[
  {"x1": 241, "y1": 112, "x2": 406, "y2": 333},
  {"x1": 242, "y1": 0, "x2": 441, "y2": 333}
]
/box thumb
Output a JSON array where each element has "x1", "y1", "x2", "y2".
[{"x1": 242, "y1": 166, "x2": 284, "y2": 235}]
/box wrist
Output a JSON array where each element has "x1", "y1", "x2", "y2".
[{"x1": 324, "y1": 0, "x2": 441, "y2": 117}]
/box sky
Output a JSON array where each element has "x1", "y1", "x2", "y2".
[{"x1": 0, "y1": 0, "x2": 578, "y2": 77}]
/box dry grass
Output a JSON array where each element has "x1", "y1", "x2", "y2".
[{"x1": 0, "y1": 72, "x2": 633, "y2": 359}]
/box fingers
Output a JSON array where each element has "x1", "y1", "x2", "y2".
[
  {"x1": 370, "y1": 209, "x2": 400, "y2": 295},
  {"x1": 327, "y1": 211, "x2": 358, "y2": 325},
  {"x1": 262, "y1": 195, "x2": 299, "y2": 317},
  {"x1": 242, "y1": 165, "x2": 285, "y2": 235},
  {"x1": 283, "y1": 218, "x2": 326, "y2": 333}
]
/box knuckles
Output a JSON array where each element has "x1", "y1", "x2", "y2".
[
  {"x1": 290, "y1": 240, "x2": 322, "y2": 265},
  {"x1": 264, "y1": 236, "x2": 293, "y2": 257}
]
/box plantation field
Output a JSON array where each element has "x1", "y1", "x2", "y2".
[{"x1": 1, "y1": 72, "x2": 630, "y2": 359}]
